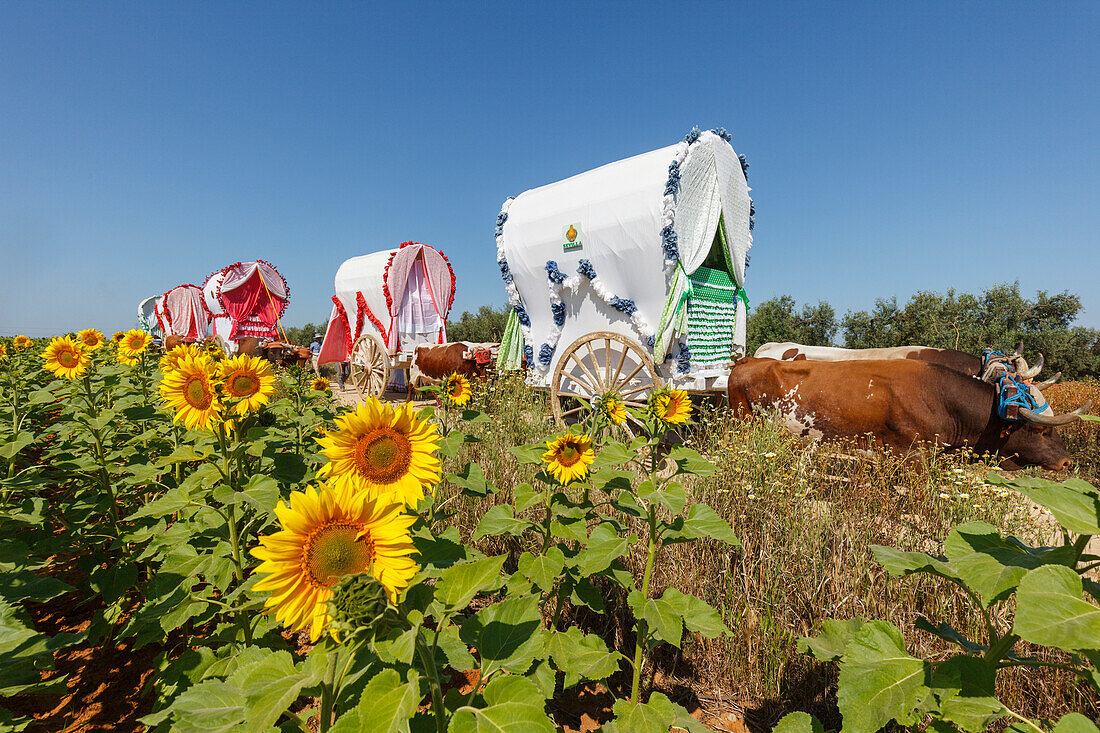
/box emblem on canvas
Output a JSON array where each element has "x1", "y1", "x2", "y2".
[{"x1": 562, "y1": 223, "x2": 582, "y2": 251}]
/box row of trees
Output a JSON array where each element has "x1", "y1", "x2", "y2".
[{"x1": 284, "y1": 283, "x2": 1100, "y2": 379}]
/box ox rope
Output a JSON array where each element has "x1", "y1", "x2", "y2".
[{"x1": 994, "y1": 371, "x2": 1048, "y2": 422}]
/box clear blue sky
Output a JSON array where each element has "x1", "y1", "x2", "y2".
[{"x1": 2, "y1": 2, "x2": 1097, "y2": 337}]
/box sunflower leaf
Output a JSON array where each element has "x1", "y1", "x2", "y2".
[{"x1": 435, "y1": 555, "x2": 507, "y2": 611}]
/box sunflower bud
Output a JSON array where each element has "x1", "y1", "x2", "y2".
[{"x1": 327, "y1": 572, "x2": 399, "y2": 640}]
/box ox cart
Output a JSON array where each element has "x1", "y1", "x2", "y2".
[
  {"x1": 495, "y1": 127, "x2": 754, "y2": 430},
  {"x1": 318, "y1": 242, "x2": 458, "y2": 398}
]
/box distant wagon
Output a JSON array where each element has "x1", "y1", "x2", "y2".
[
  {"x1": 495, "y1": 127, "x2": 754, "y2": 428},
  {"x1": 317, "y1": 241, "x2": 457, "y2": 397},
  {"x1": 155, "y1": 284, "x2": 212, "y2": 343},
  {"x1": 137, "y1": 295, "x2": 162, "y2": 338},
  {"x1": 207, "y1": 260, "x2": 307, "y2": 365}
]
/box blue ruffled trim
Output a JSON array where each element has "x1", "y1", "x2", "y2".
[
  {"x1": 738, "y1": 153, "x2": 749, "y2": 180},
  {"x1": 745, "y1": 254, "x2": 751, "y2": 270},
  {"x1": 495, "y1": 210, "x2": 508, "y2": 238},
  {"x1": 498, "y1": 258, "x2": 513, "y2": 285},
  {"x1": 523, "y1": 344, "x2": 533, "y2": 365},
  {"x1": 514, "y1": 302, "x2": 530, "y2": 328},
  {"x1": 711, "y1": 127, "x2": 732, "y2": 142},
  {"x1": 609, "y1": 297, "x2": 637, "y2": 316},
  {"x1": 749, "y1": 200, "x2": 755, "y2": 232},
  {"x1": 661, "y1": 225, "x2": 679, "y2": 262},
  {"x1": 551, "y1": 301, "x2": 565, "y2": 327},
  {"x1": 647, "y1": 335, "x2": 656, "y2": 348},
  {"x1": 545, "y1": 260, "x2": 567, "y2": 284},
  {"x1": 664, "y1": 161, "x2": 681, "y2": 196},
  {"x1": 538, "y1": 343, "x2": 555, "y2": 366},
  {"x1": 677, "y1": 343, "x2": 691, "y2": 374},
  {"x1": 577, "y1": 259, "x2": 596, "y2": 280},
  {"x1": 684, "y1": 127, "x2": 701, "y2": 144}
]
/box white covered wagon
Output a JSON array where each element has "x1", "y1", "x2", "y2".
[
  {"x1": 495, "y1": 127, "x2": 754, "y2": 425},
  {"x1": 137, "y1": 295, "x2": 162, "y2": 337},
  {"x1": 318, "y1": 241, "x2": 457, "y2": 397}
]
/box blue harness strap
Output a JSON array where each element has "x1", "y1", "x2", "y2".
[
  {"x1": 995, "y1": 371, "x2": 1048, "y2": 421},
  {"x1": 981, "y1": 347, "x2": 1005, "y2": 370}
]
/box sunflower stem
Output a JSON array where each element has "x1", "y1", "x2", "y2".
[
  {"x1": 630, "y1": 502, "x2": 658, "y2": 704},
  {"x1": 415, "y1": 631, "x2": 447, "y2": 733},
  {"x1": 318, "y1": 646, "x2": 340, "y2": 732}
]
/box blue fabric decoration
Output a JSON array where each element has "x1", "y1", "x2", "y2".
[
  {"x1": 495, "y1": 210, "x2": 509, "y2": 237},
  {"x1": 711, "y1": 127, "x2": 732, "y2": 142},
  {"x1": 538, "y1": 343, "x2": 555, "y2": 366},
  {"x1": 749, "y1": 200, "x2": 756, "y2": 232},
  {"x1": 497, "y1": 259, "x2": 513, "y2": 284},
  {"x1": 739, "y1": 153, "x2": 749, "y2": 180},
  {"x1": 545, "y1": 260, "x2": 567, "y2": 284},
  {"x1": 523, "y1": 344, "x2": 533, "y2": 365},
  {"x1": 647, "y1": 335, "x2": 656, "y2": 348},
  {"x1": 745, "y1": 254, "x2": 751, "y2": 270},
  {"x1": 514, "y1": 303, "x2": 530, "y2": 328},
  {"x1": 664, "y1": 161, "x2": 681, "y2": 196},
  {"x1": 609, "y1": 297, "x2": 637, "y2": 316},
  {"x1": 551, "y1": 301, "x2": 565, "y2": 326},
  {"x1": 577, "y1": 259, "x2": 597, "y2": 280},
  {"x1": 995, "y1": 372, "x2": 1048, "y2": 421},
  {"x1": 661, "y1": 225, "x2": 679, "y2": 262},
  {"x1": 677, "y1": 343, "x2": 691, "y2": 374},
  {"x1": 684, "y1": 127, "x2": 701, "y2": 144}
]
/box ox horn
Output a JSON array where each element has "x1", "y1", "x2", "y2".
[
  {"x1": 1019, "y1": 400, "x2": 1092, "y2": 427},
  {"x1": 1013, "y1": 352, "x2": 1044, "y2": 380},
  {"x1": 1012, "y1": 341, "x2": 1024, "y2": 357},
  {"x1": 1033, "y1": 372, "x2": 1062, "y2": 389}
]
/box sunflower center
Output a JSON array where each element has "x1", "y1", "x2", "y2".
[
  {"x1": 229, "y1": 373, "x2": 258, "y2": 397},
  {"x1": 184, "y1": 375, "x2": 213, "y2": 410},
  {"x1": 302, "y1": 522, "x2": 375, "y2": 587},
  {"x1": 353, "y1": 428, "x2": 412, "y2": 483},
  {"x1": 557, "y1": 443, "x2": 581, "y2": 467},
  {"x1": 58, "y1": 349, "x2": 78, "y2": 368}
]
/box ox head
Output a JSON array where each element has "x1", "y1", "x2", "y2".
[{"x1": 992, "y1": 396, "x2": 1091, "y2": 471}]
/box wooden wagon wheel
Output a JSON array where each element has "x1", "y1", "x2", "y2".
[
  {"x1": 349, "y1": 333, "x2": 391, "y2": 399},
  {"x1": 550, "y1": 331, "x2": 661, "y2": 433}
]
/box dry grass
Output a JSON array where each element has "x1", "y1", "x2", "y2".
[
  {"x1": 438, "y1": 373, "x2": 1099, "y2": 728},
  {"x1": 1046, "y1": 378, "x2": 1100, "y2": 481}
]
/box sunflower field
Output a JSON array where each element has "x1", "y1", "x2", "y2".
[{"x1": 0, "y1": 332, "x2": 741, "y2": 732}]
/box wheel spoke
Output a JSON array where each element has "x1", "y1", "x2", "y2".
[
  {"x1": 567, "y1": 355, "x2": 602, "y2": 396},
  {"x1": 612, "y1": 342, "x2": 628, "y2": 385},
  {"x1": 561, "y1": 406, "x2": 585, "y2": 418},
  {"x1": 621, "y1": 380, "x2": 656, "y2": 398},
  {"x1": 614, "y1": 361, "x2": 648, "y2": 392},
  {"x1": 583, "y1": 340, "x2": 604, "y2": 390}
]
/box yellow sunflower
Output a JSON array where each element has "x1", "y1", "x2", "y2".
[
  {"x1": 76, "y1": 328, "x2": 106, "y2": 351},
  {"x1": 598, "y1": 392, "x2": 627, "y2": 426},
  {"x1": 159, "y1": 343, "x2": 203, "y2": 374},
  {"x1": 205, "y1": 342, "x2": 225, "y2": 361},
  {"x1": 13, "y1": 335, "x2": 33, "y2": 351},
  {"x1": 317, "y1": 398, "x2": 442, "y2": 507},
  {"x1": 250, "y1": 484, "x2": 418, "y2": 641},
  {"x1": 649, "y1": 387, "x2": 692, "y2": 425},
  {"x1": 0, "y1": 344, "x2": 7, "y2": 359},
  {"x1": 441, "y1": 372, "x2": 472, "y2": 407},
  {"x1": 542, "y1": 432, "x2": 595, "y2": 485},
  {"x1": 311, "y1": 377, "x2": 331, "y2": 392},
  {"x1": 41, "y1": 337, "x2": 89, "y2": 380},
  {"x1": 119, "y1": 329, "x2": 152, "y2": 356},
  {"x1": 118, "y1": 352, "x2": 140, "y2": 367},
  {"x1": 111, "y1": 331, "x2": 126, "y2": 346},
  {"x1": 218, "y1": 354, "x2": 275, "y2": 416},
  {"x1": 159, "y1": 355, "x2": 224, "y2": 430}
]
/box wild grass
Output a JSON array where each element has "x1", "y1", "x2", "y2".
[
  {"x1": 1046, "y1": 378, "x2": 1100, "y2": 481},
  {"x1": 438, "y1": 372, "x2": 1099, "y2": 727}
]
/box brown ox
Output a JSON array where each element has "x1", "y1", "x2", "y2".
[
  {"x1": 407, "y1": 342, "x2": 497, "y2": 399},
  {"x1": 727, "y1": 357, "x2": 1090, "y2": 471},
  {"x1": 753, "y1": 341, "x2": 1060, "y2": 388}
]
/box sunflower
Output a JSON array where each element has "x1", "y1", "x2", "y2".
[
  {"x1": 542, "y1": 432, "x2": 595, "y2": 485},
  {"x1": 317, "y1": 398, "x2": 442, "y2": 507},
  {"x1": 648, "y1": 387, "x2": 692, "y2": 425},
  {"x1": 250, "y1": 484, "x2": 418, "y2": 641},
  {"x1": 0, "y1": 344, "x2": 6, "y2": 359},
  {"x1": 76, "y1": 328, "x2": 106, "y2": 351},
  {"x1": 205, "y1": 342, "x2": 225, "y2": 361},
  {"x1": 218, "y1": 354, "x2": 276, "y2": 416},
  {"x1": 12, "y1": 335, "x2": 32, "y2": 351},
  {"x1": 111, "y1": 331, "x2": 126, "y2": 346},
  {"x1": 159, "y1": 343, "x2": 202, "y2": 374},
  {"x1": 311, "y1": 377, "x2": 331, "y2": 392},
  {"x1": 159, "y1": 355, "x2": 224, "y2": 430},
  {"x1": 441, "y1": 372, "x2": 472, "y2": 407},
  {"x1": 598, "y1": 392, "x2": 627, "y2": 426},
  {"x1": 41, "y1": 337, "x2": 89, "y2": 379},
  {"x1": 119, "y1": 329, "x2": 152, "y2": 356},
  {"x1": 117, "y1": 352, "x2": 140, "y2": 367}
]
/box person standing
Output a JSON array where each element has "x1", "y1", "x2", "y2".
[{"x1": 309, "y1": 333, "x2": 322, "y2": 376}]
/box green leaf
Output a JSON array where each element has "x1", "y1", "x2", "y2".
[
  {"x1": 239, "y1": 475, "x2": 280, "y2": 517},
  {"x1": 472, "y1": 505, "x2": 530, "y2": 541},
  {"x1": 512, "y1": 483, "x2": 541, "y2": 513},
  {"x1": 659, "y1": 589, "x2": 729, "y2": 638},
  {"x1": 591, "y1": 441, "x2": 634, "y2": 469},
  {"x1": 871, "y1": 546, "x2": 960, "y2": 582},
  {"x1": 332, "y1": 668, "x2": 420, "y2": 733},
  {"x1": 989, "y1": 474, "x2": 1100, "y2": 535},
  {"x1": 434, "y1": 555, "x2": 507, "y2": 611},
  {"x1": 549, "y1": 517, "x2": 588, "y2": 544},
  {"x1": 574, "y1": 525, "x2": 632, "y2": 576},
  {"x1": 448, "y1": 462, "x2": 497, "y2": 497},
  {"x1": 773, "y1": 712, "x2": 825, "y2": 733},
  {"x1": 0, "y1": 571, "x2": 73, "y2": 604},
  {"x1": 837, "y1": 621, "x2": 928, "y2": 733},
  {"x1": 517, "y1": 548, "x2": 565, "y2": 593},
  {"x1": 913, "y1": 617, "x2": 986, "y2": 655},
  {"x1": 668, "y1": 445, "x2": 716, "y2": 476},
  {"x1": 545, "y1": 627, "x2": 622, "y2": 689},
  {"x1": 798, "y1": 617, "x2": 867, "y2": 662},
  {"x1": 226, "y1": 649, "x2": 317, "y2": 733},
  {"x1": 436, "y1": 624, "x2": 476, "y2": 671},
  {"x1": 928, "y1": 655, "x2": 1004, "y2": 731},
  {"x1": 665, "y1": 503, "x2": 739, "y2": 546},
  {"x1": 459, "y1": 593, "x2": 543, "y2": 674},
  {"x1": 629, "y1": 591, "x2": 683, "y2": 648},
  {"x1": 1014, "y1": 564, "x2": 1100, "y2": 652},
  {"x1": 509, "y1": 442, "x2": 545, "y2": 465},
  {"x1": 0, "y1": 433, "x2": 33, "y2": 460},
  {"x1": 602, "y1": 692, "x2": 709, "y2": 733},
  {"x1": 1053, "y1": 713, "x2": 1100, "y2": 733},
  {"x1": 160, "y1": 444, "x2": 214, "y2": 464},
  {"x1": 167, "y1": 679, "x2": 247, "y2": 733}
]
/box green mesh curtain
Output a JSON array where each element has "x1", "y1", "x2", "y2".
[{"x1": 686, "y1": 265, "x2": 737, "y2": 368}]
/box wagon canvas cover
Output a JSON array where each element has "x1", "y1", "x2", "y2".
[
  {"x1": 496, "y1": 128, "x2": 753, "y2": 390},
  {"x1": 216, "y1": 261, "x2": 289, "y2": 341},
  {"x1": 156, "y1": 284, "x2": 211, "y2": 339}
]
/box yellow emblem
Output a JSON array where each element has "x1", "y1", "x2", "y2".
[{"x1": 566, "y1": 224, "x2": 577, "y2": 243}]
